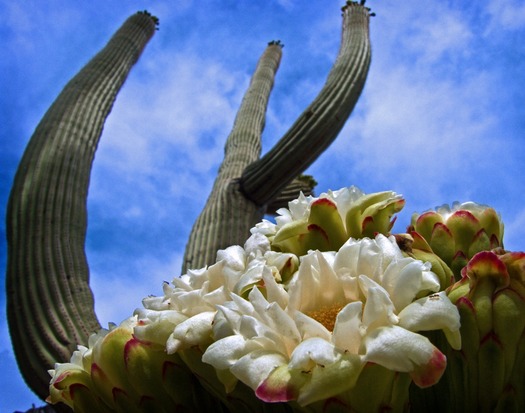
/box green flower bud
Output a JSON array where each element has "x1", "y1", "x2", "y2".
[
  {"x1": 345, "y1": 191, "x2": 405, "y2": 239},
  {"x1": 409, "y1": 202, "x2": 504, "y2": 279}
]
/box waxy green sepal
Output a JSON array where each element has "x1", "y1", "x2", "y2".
[
  {"x1": 48, "y1": 317, "x2": 223, "y2": 412},
  {"x1": 395, "y1": 232, "x2": 455, "y2": 291},
  {"x1": 414, "y1": 250, "x2": 525, "y2": 412}
]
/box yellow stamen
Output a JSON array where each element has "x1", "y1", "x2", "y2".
[{"x1": 307, "y1": 304, "x2": 344, "y2": 332}]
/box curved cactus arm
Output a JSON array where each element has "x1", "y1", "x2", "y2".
[
  {"x1": 183, "y1": 43, "x2": 282, "y2": 272},
  {"x1": 6, "y1": 12, "x2": 157, "y2": 399},
  {"x1": 239, "y1": 2, "x2": 372, "y2": 205},
  {"x1": 266, "y1": 174, "x2": 318, "y2": 214}
]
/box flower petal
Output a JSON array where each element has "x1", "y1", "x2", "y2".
[
  {"x1": 363, "y1": 325, "x2": 446, "y2": 387},
  {"x1": 202, "y1": 335, "x2": 261, "y2": 370},
  {"x1": 231, "y1": 350, "x2": 288, "y2": 390},
  {"x1": 133, "y1": 309, "x2": 187, "y2": 345},
  {"x1": 332, "y1": 301, "x2": 363, "y2": 353},
  {"x1": 382, "y1": 260, "x2": 421, "y2": 307},
  {"x1": 261, "y1": 268, "x2": 289, "y2": 309},
  {"x1": 166, "y1": 311, "x2": 215, "y2": 353},
  {"x1": 257, "y1": 352, "x2": 364, "y2": 407},
  {"x1": 359, "y1": 276, "x2": 398, "y2": 329},
  {"x1": 288, "y1": 250, "x2": 343, "y2": 313},
  {"x1": 289, "y1": 338, "x2": 340, "y2": 371},
  {"x1": 410, "y1": 348, "x2": 447, "y2": 388},
  {"x1": 255, "y1": 364, "x2": 300, "y2": 403},
  {"x1": 335, "y1": 238, "x2": 381, "y2": 281},
  {"x1": 243, "y1": 233, "x2": 271, "y2": 260},
  {"x1": 293, "y1": 311, "x2": 331, "y2": 342},
  {"x1": 216, "y1": 245, "x2": 246, "y2": 271},
  {"x1": 296, "y1": 353, "x2": 364, "y2": 406},
  {"x1": 398, "y1": 291, "x2": 461, "y2": 350}
]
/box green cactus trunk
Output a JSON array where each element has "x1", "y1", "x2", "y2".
[
  {"x1": 6, "y1": 12, "x2": 156, "y2": 399},
  {"x1": 183, "y1": 2, "x2": 371, "y2": 271}
]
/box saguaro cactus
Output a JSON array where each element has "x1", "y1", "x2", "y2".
[
  {"x1": 6, "y1": 1, "x2": 371, "y2": 405},
  {"x1": 184, "y1": 1, "x2": 371, "y2": 271},
  {"x1": 6, "y1": 11, "x2": 157, "y2": 399}
]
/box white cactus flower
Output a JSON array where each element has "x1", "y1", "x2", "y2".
[{"x1": 202, "y1": 235, "x2": 461, "y2": 406}]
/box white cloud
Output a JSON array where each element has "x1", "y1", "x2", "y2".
[
  {"x1": 329, "y1": 64, "x2": 497, "y2": 198},
  {"x1": 2, "y1": 2, "x2": 81, "y2": 56},
  {"x1": 99, "y1": 52, "x2": 246, "y2": 177},
  {"x1": 402, "y1": 13, "x2": 473, "y2": 64},
  {"x1": 487, "y1": 0, "x2": 525, "y2": 31}
]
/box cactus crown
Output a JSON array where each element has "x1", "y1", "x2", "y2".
[
  {"x1": 138, "y1": 10, "x2": 160, "y2": 29},
  {"x1": 343, "y1": 0, "x2": 376, "y2": 16},
  {"x1": 268, "y1": 39, "x2": 284, "y2": 48}
]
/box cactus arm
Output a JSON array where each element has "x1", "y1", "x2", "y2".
[
  {"x1": 239, "y1": 2, "x2": 372, "y2": 205},
  {"x1": 182, "y1": 43, "x2": 282, "y2": 272},
  {"x1": 6, "y1": 12, "x2": 157, "y2": 399},
  {"x1": 219, "y1": 43, "x2": 284, "y2": 180},
  {"x1": 183, "y1": 2, "x2": 371, "y2": 272}
]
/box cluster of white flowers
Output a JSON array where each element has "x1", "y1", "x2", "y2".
[
  {"x1": 49, "y1": 186, "x2": 462, "y2": 409},
  {"x1": 133, "y1": 233, "x2": 299, "y2": 352},
  {"x1": 130, "y1": 187, "x2": 460, "y2": 406}
]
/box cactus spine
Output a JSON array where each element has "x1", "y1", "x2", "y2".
[{"x1": 6, "y1": 12, "x2": 157, "y2": 399}]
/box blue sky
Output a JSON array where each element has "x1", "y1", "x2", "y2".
[{"x1": 1, "y1": 0, "x2": 525, "y2": 410}]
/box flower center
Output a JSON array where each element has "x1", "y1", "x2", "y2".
[{"x1": 307, "y1": 304, "x2": 344, "y2": 332}]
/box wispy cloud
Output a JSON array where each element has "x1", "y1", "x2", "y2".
[
  {"x1": 97, "y1": 52, "x2": 246, "y2": 174},
  {"x1": 341, "y1": 67, "x2": 498, "y2": 190},
  {"x1": 487, "y1": 0, "x2": 525, "y2": 31},
  {"x1": 401, "y1": 13, "x2": 473, "y2": 64}
]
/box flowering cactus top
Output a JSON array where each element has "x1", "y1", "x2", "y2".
[{"x1": 48, "y1": 186, "x2": 466, "y2": 412}]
